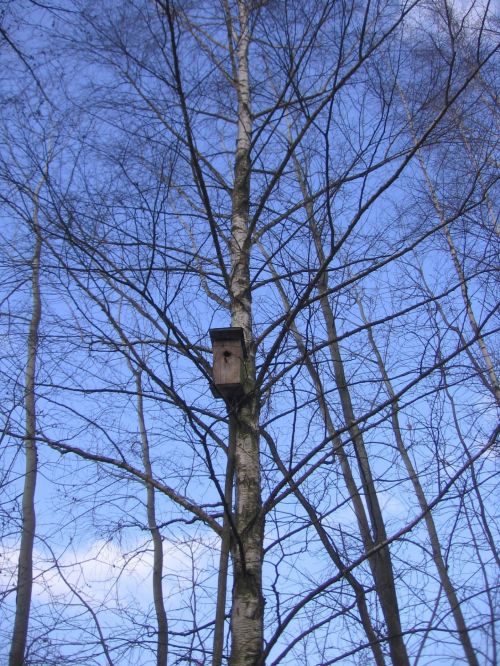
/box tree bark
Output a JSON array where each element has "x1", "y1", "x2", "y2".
[
  {"x1": 213, "y1": 414, "x2": 235, "y2": 666},
  {"x1": 258, "y1": 240, "x2": 387, "y2": 666},
  {"x1": 357, "y1": 296, "x2": 480, "y2": 666},
  {"x1": 229, "y1": 3, "x2": 264, "y2": 664},
  {"x1": 135, "y1": 371, "x2": 168, "y2": 666},
  {"x1": 397, "y1": 83, "x2": 500, "y2": 405},
  {"x1": 293, "y1": 158, "x2": 410, "y2": 666},
  {"x1": 9, "y1": 184, "x2": 43, "y2": 666}
]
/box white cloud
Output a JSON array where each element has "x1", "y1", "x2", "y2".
[{"x1": 1, "y1": 532, "x2": 220, "y2": 612}]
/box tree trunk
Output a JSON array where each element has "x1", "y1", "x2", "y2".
[
  {"x1": 357, "y1": 297, "x2": 480, "y2": 666},
  {"x1": 397, "y1": 83, "x2": 500, "y2": 405},
  {"x1": 9, "y1": 187, "x2": 43, "y2": 666},
  {"x1": 135, "y1": 371, "x2": 168, "y2": 666},
  {"x1": 293, "y1": 158, "x2": 410, "y2": 665},
  {"x1": 213, "y1": 414, "x2": 235, "y2": 666},
  {"x1": 321, "y1": 308, "x2": 409, "y2": 666},
  {"x1": 258, "y1": 240, "x2": 387, "y2": 666},
  {"x1": 229, "y1": 3, "x2": 264, "y2": 664}
]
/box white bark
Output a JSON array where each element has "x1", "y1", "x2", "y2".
[
  {"x1": 135, "y1": 371, "x2": 168, "y2": 666},
  {"x1": 398, "y1": 84, "x2": 500, "y2": 405},
  {"x1": 229, "y1": 3, "x2": 264, "y2": 664},
  {"x1": 357, "y1": 296, "x2": 480, "y2": 666},
  {"x1": 258, "y1": 240, "x2": 387, "y2": 666},
  {"x1": 9, "y1": 180, "x2": 43, "y2": 666},
  {"x1": 293, "y1": 158, "x2": 410, "y2": 666}
]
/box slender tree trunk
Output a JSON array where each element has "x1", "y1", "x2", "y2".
[
  {"x1": 397, "y1": 85, "x2": 500, "y2": 404},
  {"x1": 213, "y1": 414, "x2": 236, "y2": 666},
  {"x1": 135, "y1": 371, "x2": 168, "y2": 666},
  {"x1": 442, "y1": 223, "x2": 500, "y2": 403},
  {"x1": 453, "y1": 110, "x2": 500, "y2": 240},
  {"x1": 292, "y1": 159, "x2": 410, "y2": 665},
  {"x1": 357, "y1": 297, "x2": 480, "y2": 666},
  {"x1": 258, "y1": 241, "x2": 387, "y2": 666},
  {"x1": 312, "y1": 303, "x2": 409, "y2": 663},
  {"x1": 229, "y1": 3, "x2": 264, "y2": 665},
  {"x1": 321, "y1": 304, "x2": 409, "y2": 665},
  {"x1": 9, "y1": 189, "x2": 43, "y2": 666},
  {"x1": 261, "y1": 422, "x2": 387, "y2": 666}
]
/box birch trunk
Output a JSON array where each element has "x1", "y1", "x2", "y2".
[
  {"x1": 320, "y1": 304, "x2": 409, "y2": 665},
  {"x1": 9, "y1": 186, "x2": 43, "y2": 666},
  {"x1": 357, "y1": 297, "x2": 480, "y2": 666},
  {"x1": 135, "y1": 371, "x2": 168, "y2": 666},
  {"x1": 292, "y1": 160, "x2": 409, "y2": 665},
  {"x1": 229, "y1": 3, "x2": 264, "y2": 664},
  {"x1": 258, "y1": 241, "x2": 387, "y2": 666},
  {"x1": 397, "y1": 85, "x2": 500, "y2": 405},
  {"x1": 213, "y1": 414, "x2": 235, "y2": 666}
]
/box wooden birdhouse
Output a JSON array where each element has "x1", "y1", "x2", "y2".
[{"x1": 209, "y1": 327, "x2": 247, "y2": 399}]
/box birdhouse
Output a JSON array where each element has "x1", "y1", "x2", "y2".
[{"x1": 209, "y1": 327, "x2": 247, "y2": 399}]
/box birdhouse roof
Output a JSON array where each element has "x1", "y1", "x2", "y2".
[{"x1": 209, "y1": 327, "x2": 247, "y2": 357}]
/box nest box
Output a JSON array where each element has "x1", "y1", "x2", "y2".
[{"x1": 209, "y1": 327, "x2": 247, "y2": 399}]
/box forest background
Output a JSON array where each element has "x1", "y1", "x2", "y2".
[{"x1": 0, "y1": 1, "x2": 498, "y2": 665}]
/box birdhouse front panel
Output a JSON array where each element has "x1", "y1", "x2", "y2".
[
  {"x1": 213, "y1": 340, "x2": 243, "y2": 386},
  {"x1": 209, "y1": 327, "x2": 247, "y2": 399}
]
